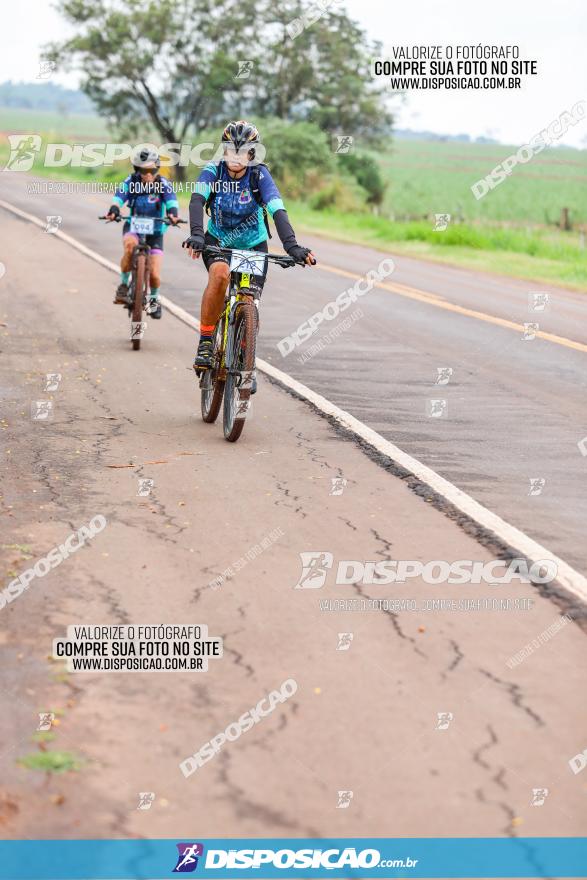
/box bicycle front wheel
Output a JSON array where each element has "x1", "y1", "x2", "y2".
[
  {"x1": 131, "y1": 253, "x2": 146, "y2": 351},
  {"x1": 201, "y1": 314, "x2": 226, "y2": 423},
  {"x1": 223, "y1": 302, "x2": 256, "y2": 443}
]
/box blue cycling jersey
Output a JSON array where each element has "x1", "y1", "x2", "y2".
[
  {"x1": 194, "y1": 162, "x2": 285, "y2": 248},
  {"x1": 113, "y1": 173, "x2": 179, "y2": 233}
]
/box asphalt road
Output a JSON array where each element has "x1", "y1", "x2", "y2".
[
  {"x1": 1, "y1": 209, "x2": 586, "y2": 844},
  {"x1": 1, "y1": 170, "x2": 586, "y2": 577}
]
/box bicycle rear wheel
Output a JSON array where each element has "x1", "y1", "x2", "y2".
[
  {"x1": 223, "y1": 301, "x2": 256, "y2": 443},
  {"x1": 131, "y1": 253, "x2": 146, "y2": 351},
  {"x1": 201, "y1": 315, "x2": 226, "y2": 423}
]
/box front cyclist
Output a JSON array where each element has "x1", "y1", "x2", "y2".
[
  {"x1": 182, "y1": 121, "x2": 315, "y2": 373},
  {"x1": 106, "y1": 148, "x2": 180, "y2": 319}
]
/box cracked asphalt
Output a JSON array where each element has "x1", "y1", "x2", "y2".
[{"x1": 1, "y1": 208, "x2": 586, "y2": 844}]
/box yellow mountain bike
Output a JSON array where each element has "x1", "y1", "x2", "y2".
[{"x1": 198, "y1": 246, "x2": 295, "y2": 442}]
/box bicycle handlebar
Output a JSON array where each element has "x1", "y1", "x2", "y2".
[
  {"x1": 202, "y1": 244, "x2": 296, "y2": 269},
  {"x1": 98, "y1": 215, "x2": 185, "y2": 226}
]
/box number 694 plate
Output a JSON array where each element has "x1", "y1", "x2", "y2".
[{"x1": 130, "y1": 216, "x2": 155, "y2": 235}]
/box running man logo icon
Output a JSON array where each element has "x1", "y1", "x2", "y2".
[
  {"x1": 335, "y1": 135, "x2": 353, "y2": 154},
  {"x1": 433, "y1": 213, "x2": 451, "y2": 231},
  {"x1": 31, "y1": 400, "x2": 53, "y2": 421},
  {"x1": 37, "y1": 61, "x2": 56, "y2": 80},
  {"x1": 235, "y1": 398, "x2": 251, "y2": 417},
  {"x1": 528, "y1": 292, "x2": 550, "y2": 312},
  {"x1": 523, "y1": 322, "x2": 539, "y2": 341},
  {"x1": 45, "y1": 373, "x2": 62, "y2": 392},
  {"x1": 435, "y1": 367, "x2": 453, "y2": 386},
  {"x1": 173, "y1": 843, "x2": 204, "y2": 873},
  {"x1": 5, "y1": 135, "x2": 42, "y2": 172},
  {"x1": 236, "y1": 60, "x2": 253, "y2": 79},
  {"x1": 294, "y1": 552, "x2": 334, "y2": 589},
  {"x1": 337, "y1": 790, "x2": 353, "y2": 808},
  {"x1": 137, "y1": 792, "x2": 156, "y2": 810},
  {"x1": 37, "y1": 712, "x2": 55, "y2": 731},
  {"x1": 330, "y1": 477, "x2": 347, "y2": 496},
  {"x1": 45, "y1": 215, "x2": 62, "y2": 234},
  {"x1": 435, "y1": 712, "x2": 453, "y2": 730},
  {"x1": 531, "y1": 788, "x2": 549, "y2": 806},
  {"x1": 336, "y1": 632, "x2": 353, "y2": 651},
  {"x1": 528, "y1": 478, "x2": 546, "y2": 496},
  {"x1": 427, "y1": 399, "x2": 447, "y2": 419}
]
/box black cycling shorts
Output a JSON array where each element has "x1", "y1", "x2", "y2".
[
  {"x1": 123, "y1": 221, "x2": 164, "y2": 253},
  {"x1": 202, "y1": 231, "x2": 268, "y2": 290}
]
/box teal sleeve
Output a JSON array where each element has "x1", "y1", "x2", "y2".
[
  {"x1": 258, "y1": 167, "x2": 284, "y2": 216},
  {"x1": 266, "y1": 197, "x2": 285, "y2": 217},
  {"x1": 113, "y1": 179, "x2": 130, "y2": 207},
  {"x1": 194, "y1": 163, "x2": 218, "y2": 199}
]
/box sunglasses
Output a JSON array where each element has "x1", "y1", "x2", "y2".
[
  {"x1": 223, "y1": 145, "x2": 253, "y2": 157},
  {"x1": 135, "y1": 167, "x2": 157, "y2": 175}
]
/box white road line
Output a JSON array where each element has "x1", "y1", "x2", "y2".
[{"x1": 2, "y1": 196, "x2": 586, "y2": 604}]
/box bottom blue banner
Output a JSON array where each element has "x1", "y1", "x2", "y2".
[{"x1": 0, "y1": 837, "x2": 585, "y2": 879}]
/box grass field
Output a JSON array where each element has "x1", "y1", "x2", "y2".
[
  {"x1": 374, "y1": 139, "x2": 587, "y2": 226},
  {"x1": 287, "y1": 203, "x2": 587, "y2": 289},
  {"x1": 1, "y1": 107, "x2": 586, "y2": 289},
  {"x1": 0, "y1": 107, "x2": 110, "y2": 139}
]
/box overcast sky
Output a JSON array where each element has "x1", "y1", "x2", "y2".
[{"x1": 0, "y1": 0, "x2": 585, "y2": 147}]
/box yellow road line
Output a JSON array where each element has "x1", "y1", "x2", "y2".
[{"x1": 317, "y1": 262, "x2": 587, "y2": 355}]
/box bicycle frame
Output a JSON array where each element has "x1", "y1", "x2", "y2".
[{"x1": 201, "y1": 246, "x2": 293, "y2": 382}]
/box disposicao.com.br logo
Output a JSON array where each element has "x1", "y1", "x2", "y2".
[
  {"x1": 293, "y1": 552, "x2": 557, "y2": 588},
  {"x1": 189, "y1": 845, "x2": 414, "y2": 871}
]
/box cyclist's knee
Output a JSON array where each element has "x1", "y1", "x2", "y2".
[{"x1": 209, "y1": 262, "x2": 230, "y2": 285}]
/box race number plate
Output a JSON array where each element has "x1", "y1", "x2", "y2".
[
  {"x1": 130, "y1": 216, "x2": 155, "y2": 235},
  {"x1": 229, "y1": 249, "x2": 267, "y2": 277}
]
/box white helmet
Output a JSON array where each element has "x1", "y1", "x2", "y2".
[{"x1": 132, "y1": 147, "x2": 160, "y2": 172}]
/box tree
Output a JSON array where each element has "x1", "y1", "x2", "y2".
[
  {"x1": 44, "y1": 0, "x2": 260, "y2": 178},
  {"x1": 337, "y1": 151, "x2": 386, "y2": 205},
  {"x1": 44, "y1": 0, "x2": 392, "y2": 181},
  {"x1": 249, "y1": 0, "x2": 393, "y2": 140}
]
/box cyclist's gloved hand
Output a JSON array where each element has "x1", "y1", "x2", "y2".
[
  {"x1": 183, "y1": 233, "x2": 205, "y2": 256},
  {"x1": 287, "y1": 245, "x2": 316, "y2": 266},
  {"x1": 106, "y1": 204, "x2": 120, "y2": 221}
]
